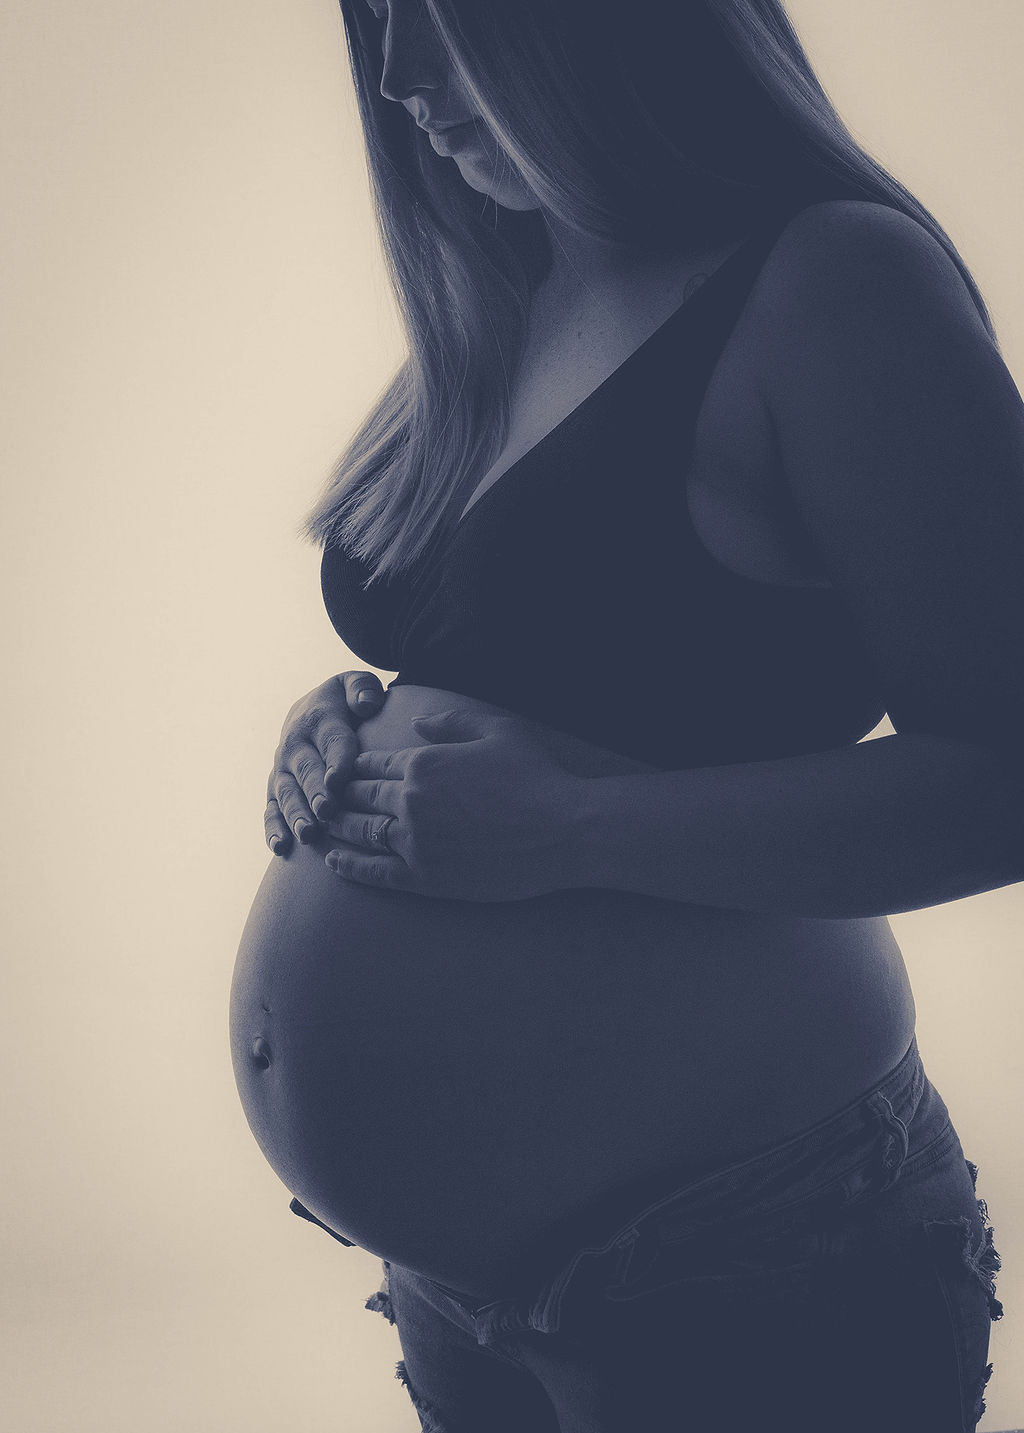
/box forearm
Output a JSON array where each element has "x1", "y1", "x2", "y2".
[{"x1": 568, "y1": 733, "x2": 1024, "y2": 917}]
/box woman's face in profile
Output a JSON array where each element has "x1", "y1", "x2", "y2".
[{"x1": 364, "y1": 0, "x2": 542, "y2": 211}]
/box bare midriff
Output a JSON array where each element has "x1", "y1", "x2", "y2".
[{"x1": 231, "y1": 682, "x2": 916, "y2": 1299}]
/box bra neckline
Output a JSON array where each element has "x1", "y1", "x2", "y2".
[{"x1": 450, "y1": 212, "x2": 783, "y2": 539}]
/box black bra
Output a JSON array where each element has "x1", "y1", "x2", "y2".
[{"x1": 321, "y1": 202, "x2": 885, "y2": 769}]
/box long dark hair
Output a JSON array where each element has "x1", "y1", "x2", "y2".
[{"x1": 303, "y1": 0, "x2": 996, "y2": 582}]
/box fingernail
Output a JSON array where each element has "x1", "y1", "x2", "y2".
[
  {"x1": 295, "y1": 820, "x2": 314, "y2": 844},
  {"x1": 269, "y1": 836, "x2": 283, "y2": 854},
  {"x1": 312, "y1": 795, "x2": 330, "y2": 820},
  {"x1": 357, "y1": 690, "x2": 377, "y2": 705},
  {"x1": 324, "y1": 767, "x2": 338, "y2": 787}
]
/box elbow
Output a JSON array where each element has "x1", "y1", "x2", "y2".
[
  {"x1": 971, "y1": 746, "x2": 1024, "y2": 890},
  {"x1": 931, "y1": 772, "x2": 1024, "y2": 904},
  {"x1": 904, "y1": 730, "x2": 1024, "y2": 900}
]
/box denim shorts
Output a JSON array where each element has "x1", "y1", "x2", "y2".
[{"x1": 295, "y1": 1036, "x2": 1004, "y2": 1432}]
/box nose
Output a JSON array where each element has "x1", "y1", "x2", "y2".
[{"x1": 378, "y1": 9, "x2": 443, "y2": 105}]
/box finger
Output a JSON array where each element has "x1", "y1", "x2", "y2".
[
  {"x1": 409, "y1": 709, "x2": 486, "y2": 744},
  {"x1": 339, "y1": 778, "x2": 394, "y2": 815},
  {"x1": 317, "y1": 721, "x2": 361, "y2": 798},
  {"x1": 328, "y1": 811, "x2": 400, "y2": 849},
  {"x1": 272, "y1": 771, "x2": 320, "y2": 844},
  {"x1": 351, "y1": 747, "x2": 413, "y2": 780},
  {"x1": 264, "y1": 797, "x2": 292, "y2": 855},
  {"x1": 282, "y1": 737, "x2": 334, "y2": 820},
  {"x1": 325, "y1": 846, "x2": 409, "y2": 889},
  {"x1": 340, "y1": 670, "x2": 386, "y2": 716}
]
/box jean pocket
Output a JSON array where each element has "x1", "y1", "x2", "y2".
[{"x1": 897, "y1": 1118, "x2": 959, "y2": 1180}]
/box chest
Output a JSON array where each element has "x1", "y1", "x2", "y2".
[{"x1": 459, "y1": 288, "x2": 830, "y2": 588}]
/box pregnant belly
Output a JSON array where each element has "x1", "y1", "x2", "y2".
[{"x1": 231, "y1": 684, "x2": 915, "y2": 1296}]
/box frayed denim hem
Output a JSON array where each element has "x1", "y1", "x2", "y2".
[{"x1": 395, "y1": 1358, "x2": 449, "y2": 1433}]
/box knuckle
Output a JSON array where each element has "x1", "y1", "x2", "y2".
[
  {"x1": 320, "y1": 729, "x2": 356, "y2": 765},
  {"x1": 293, "y1": 750, "x2": 321, "y2": 786},
  {"x1": 285, "y1": 690, "x2": 316, "y2": 725},
  {"x1": 304, "y1": 703, "x2": 335, "y2": 730},
  {"x1": 333, "y1": 674, "x2": 366, "y2": 710},
  {"x1": 277, "y1": 786, "x2": 310, "y2": 824},
  {"x1": 404, "y1": 755, "x2": 430, "y2": 792},
  {"x1": 272, "y1": 766, "x2": 295, "y2": 799},
  {"x1": 316, "y1": 715, "x2": 356, "y2": 749},
  {"x1": 280, "y1": 727, "x2": 307, "y2": 758},
  {"x1": 326, "y1": 673, "x2": 358, "y2": 700}
]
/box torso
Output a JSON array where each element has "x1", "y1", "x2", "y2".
[
  {"x1": 232, "y1": 207, "x2": 918, "y2": 1300},
  {"x1": 233, "y1": 684, "x2": 915, "y2": 1300}
]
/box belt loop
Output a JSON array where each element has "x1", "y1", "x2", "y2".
[{"x1": 867, "y1": 1091, "x2": 910, "y2": 1191}]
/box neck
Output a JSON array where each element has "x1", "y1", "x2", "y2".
[
  {"x1": 540, "y1": 215, "x2": 655, "y2": 293},
  {"x1": 539, "y1": 211, "x2": 732, "y2": 303}
]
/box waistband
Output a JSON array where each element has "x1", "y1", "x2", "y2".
[{"x1": 430, "y1": 1036, "x2": 947, "y2": 1340}]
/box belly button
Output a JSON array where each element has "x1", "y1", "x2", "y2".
[{"x1": 251, "y1": 1037, "x2": 273, "y2": 1071}]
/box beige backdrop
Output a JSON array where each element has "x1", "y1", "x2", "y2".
[{"x1": 2, "y1": 1, "x2": 1022, "y2": 1428}]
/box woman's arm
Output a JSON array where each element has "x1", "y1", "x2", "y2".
[
  {"x1": 571, "y1": 202, "x2": 1024, "y2": 917},
  {"x1": 571, "y1": 732, "x2": 1023, "y2": 917},
  {"x1": 330, "y1": 202, "x2": 1024, "y2": 915}
]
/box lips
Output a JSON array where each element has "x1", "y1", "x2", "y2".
[
  {"x1": 422, "y1": 118, "x2": 479, "y2": 156},
  {"x1": 419, "y1": 119, "x2": 474, "y2": 133}
]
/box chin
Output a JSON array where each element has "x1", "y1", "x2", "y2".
[{"x1": 455, "y1": 156, "x2": 541, "y2": 212}]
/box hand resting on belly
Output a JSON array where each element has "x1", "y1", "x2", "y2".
[{"x1": 231, "y1": 683, "x2": 912, "y2": 1297}]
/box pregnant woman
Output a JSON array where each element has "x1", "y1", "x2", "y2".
[{"x1": 231, "y1": 1, "x2": 1022, "y2": 1428}]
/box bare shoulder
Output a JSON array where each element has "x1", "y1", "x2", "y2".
[
  {"x1": 688, "y1": 197, "x2": 1011, "y2": 588},
  {"x1": 749, "y1": 198, "x2": 991, "y2": 356},
  {"x1": 694, "y1": 198, "x2": 991, "y2": 460},
  {"x1": 766, "y1": 197, "x2": 947, "y2": 269},
  {"x1": 738, "y1": 197, "x2": 1024, "y2": 752}
]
